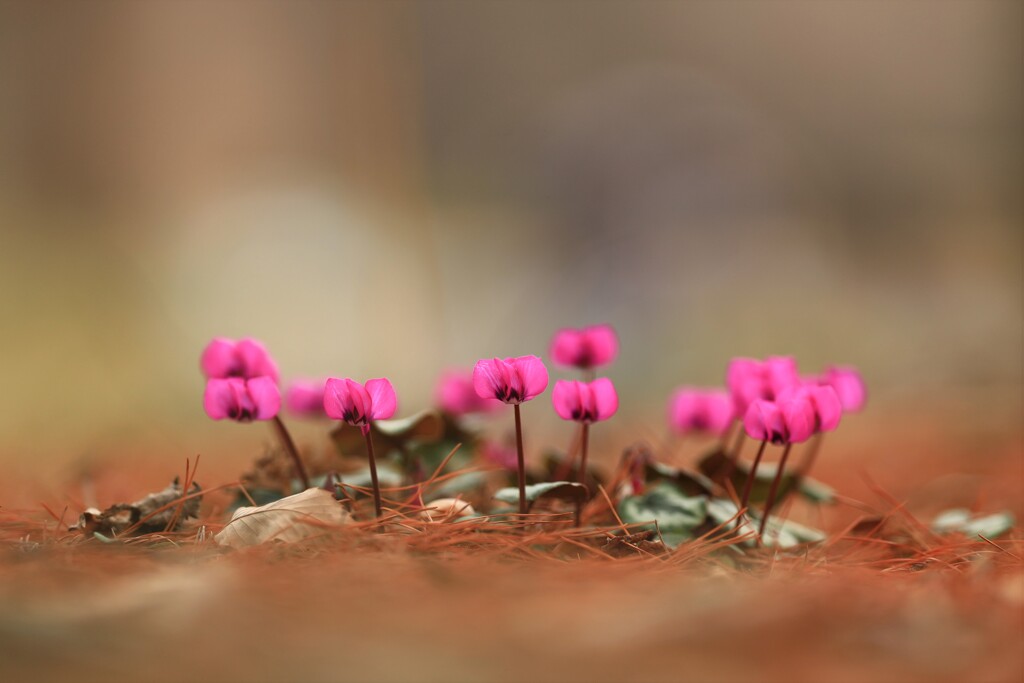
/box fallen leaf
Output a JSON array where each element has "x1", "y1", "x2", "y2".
[
  {"x1": 215, "y1": 488, "x2": 351, "y2": 548},
  {"x1": 71, "y1": 478, "x2": 201, "y2": 537},
  {"x1": 418, "y1": 498, "x2": 475, "y2": 521},
  {"x1": 493, "y1": 481, "x2": 589, "y2": 510}
]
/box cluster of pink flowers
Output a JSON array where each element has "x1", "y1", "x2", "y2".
[
  {"x1": 666, "y1": 356, "x2": 866, "y2": 444},
  {"x1": 199, "y1": 328, "x2": 865, "y2": 534},
  {"x1": 201, "y1": 338, "x2": 282, "y2": 422}
]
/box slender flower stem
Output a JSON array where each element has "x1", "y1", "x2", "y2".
[
  {"x1": 270, "y1": 416, "x2": 310, "y2": 491},
  {"x1": 758, "y1": 442, "x2": 795, "y2": 539},
  {"x1": 578, "y1": 423, "x2": 590, "y2": 486},
  {"x1": 513, "y1": 403, "x2": 527, "y2": 517},
  {"x1": 554, "y1": 425, "x2": 582, "y2": 481},
  {"x1": 738, "y1": 439, "x2": 768, "y2": 513},
  {"x1": 364, "y1": 428, "x2": 383, "y2": 519}
]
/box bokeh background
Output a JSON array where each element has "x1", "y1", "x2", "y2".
[{"x1": 0, "y1": 1, "x2": 1020, "y2": 486}]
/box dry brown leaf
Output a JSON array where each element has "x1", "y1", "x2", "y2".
[{"x1": 215, "y1": 488, "x2": 350, "y2": 548}]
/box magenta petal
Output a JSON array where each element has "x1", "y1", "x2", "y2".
[
  {"x1": 585, "y1": 325, "x2": 619, "y2": 367},
  {"x1": 200, "y1": 338, "x2": 237, "y2": 379},
  {"x1": 743, "y1": 399, "x2": 777, "y2": 441},
  {"x1": 782, "y1": 398, "x2": 816, "y2": 443},
  {"x1": 473, "y1": 359, "x2": 503, "y2": 401},
  {"x1": 236, "y1": 338, "x2": 279, "y2": 382},
  {"x1": 825, "y1": 366, "x2": 867, "y2": 413},
  {"x1": 247, "y1": 376, "x2": 281, "y2": 420},
  {"x1": 551, "y1": 380, "x2": 580, "y2": 421},
  {"x1": 764, "y1": 356, "x2": 800, "y2": 398},
  {"x1": 345, "y1": 379, "x2": 371, "y2": 424},
  {"x1": 366, "y1": 378, "x2": 397, "y2": 420},
  {"x1": 705, "y1": 390, "x2": 734, "y2": 436},
  {"x1": 203, "y1": 378, "x2": 236, "y2": 420},
  {"x1": 550, "y1": 329, "x2": 584, "y2": 367},
  {"x1": 589, "y1": 377, "x2": 619, "y2": 421},
  {"x1": 811, "y1": 385, "x2": 842, "y2": 432},
  {"x1": 286, "y1": 379, "x2": 326, "y2": 417},
  {"x1": 323, "y1": 378, "x2": 351, "y2": 421},
  {"x1": 669, "y1": 389, "x2": 700, "y2": 434},
  {"x1": 726, "y1": 357, "x2": 761, "y2": 394},
  {"x1": 512, "y1": 355, "x2": 549, "y2": 401}
]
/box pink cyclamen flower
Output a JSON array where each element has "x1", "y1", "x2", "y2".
[
  {"x1": 819, "y1": 365, "x2": 867, "y2": 413},
  {"x1": 200, "y1": 337, "x2": 279, "y2": 382},
  {"x1": 550, "y1": 324, "x2": 618, "y2": 369},
  {"x1": 668, "y1": 388, "x2": 733, "y2": 437},
  {"x1": 323, "y1": 378, "x2": 397, "y2": 431},
  {"x1": 473, "y1": 356, "x2": 549, "y2": 405},
  {"x1": 743, "y1": 397, "x2": 815, "y2": 445},
  {"x1": 777, "y1": 384, "x2": 842, "y2": 433},
  {"x1": 203, "y1": 377, "x2": 280, "y2": 422},
  {"x1": 552, "y1": 378, "x2": 619, "y2": 423},
  {"x1": 436, "y1": 369, "x2": 503, "y2": 416},
  {"x1": 285, "y1": 379, "x2": 327, "y2": 417},
  {"x1": 727, "y1": 356, "x2": 800, "y2": 415}
]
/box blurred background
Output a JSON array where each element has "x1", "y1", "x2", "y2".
[{"x1": 0, "y1": 1, "x2": 1020, "y2": 483}]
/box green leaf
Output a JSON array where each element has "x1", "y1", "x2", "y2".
[
  {"x1": 797, "y1": 476, "x2": 836, "y2": 504},
  {"x1": 758, "y1": 516, "x2": 827, "y2": 547},
  {"x1": 644, "y1": 461, "x2": 716, "y2": 496},
  {"x1": 932, "y1": 508, "x2": 1015, "y2": 539},
  {"x1": 706, "y1": 498, "x2": 826, "y2": 548},
  {"x1": 432, "y1": 471, "x2": 486, "y2": 497},
  {"x1": 337, "y1": 466, "x2": 403, "y2": 492},
  {"x1": 493, "y1": 481, "x2": 588, "y2": 510},
  {"x1": 618, "y1": 483, "x2": 708, "y2": 546}
]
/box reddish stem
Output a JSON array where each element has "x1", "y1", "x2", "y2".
[
  {"x1": 578, "y1": 423, "x2": 590, "y2": 486},
  {"x1": 364, "y1": 427, "x2": 383, "y2": 519},
  {"x1": 758, "y1": 442, "x2": 795, "y2": 539},
  {"x1": 738, "y1": 439, "x2": 768, "y2": 513},
  {"x1": 271, "y1": 416, "x2": 310, "y2": 491},
  {"x1": 513, "y1": 403, "x2": 527, "y2": 517}
]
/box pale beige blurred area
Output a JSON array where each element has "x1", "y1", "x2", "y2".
[{"x1": 0, "y1": 1, "x2": 1020, "y2": 474}]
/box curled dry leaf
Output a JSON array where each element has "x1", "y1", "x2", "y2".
[
  {"x1": 71, "y1": 478, "x2": 202, "y2": 537},
  {"x1": 418, "y1": 498, "x2": 475, "y2": 522},
  {"x1": 215, "y1": 488, "x2": 351, "y2": 548}
]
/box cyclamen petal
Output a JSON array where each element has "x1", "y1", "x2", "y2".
[
  {"x1": 323, "y1": 378, "x2": 354, "y2": 421},
  {"x1": 552, "y1": 380, "x2": 581, "y2": 421},
  {"x1": 203, "y1": 377, "x2": 280, "y2": 423},
  {"x1": 200, "y1": 338, "x2": 239, "y2": 379},
  {"x1": 778, "y1": 384, "x2": 843, "y2": 433},
  {"x1": 511, "y1": 355, "x2": 549, "y2": 401},
  {"x1": 668, "y1": 388, "x2": 733, "y2": 437},
  {"x1": 781, "y1": 397, "x2": 817, "y2": 444},
  {"x1": 365, "y1": 378, "x2": 397, "y2": 421},
  {"x1": 550, "y1": 324, "x2": 619, "y2": 369},
  {"x1": 589, "y1": 377, "x2": 619, "y2": 419},
  {"x1": 822, "y1": 365, "x2": 867, "y2": 413},
  {"x1": 323, "y1": 377, "x2": 397, "y2": 427},
  {"x1": 247, "y1": 376, "x2": 282, "y2": 420},
  {"x1": 436, "y1": 370, "x2": 503, "y2": 415},
  {"x1": 552, "y1": 378, "x2": 618, "y2": 423},
  {"x1": 200, "y1": 337, "x2": 279, "y2": 382},
  {"x1": 285, "y1": 379, "x2": 327, "y2": 417},
  {"x1": 743, "y1": 399, "x2": 784, "y2": 443},
  {"x1": 472, "y1": 358, "x2": 507, "y2": 401},
  {"x1": 473, "y1": 356, "x2": 549, "y2": 404}
]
